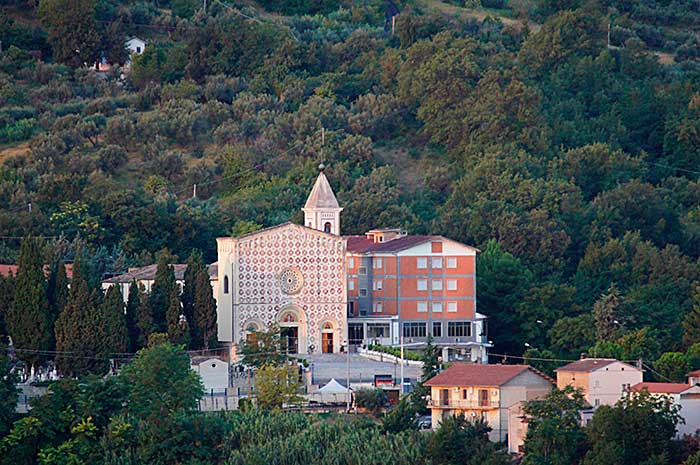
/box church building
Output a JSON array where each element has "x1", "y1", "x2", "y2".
[{"x1": 215, "y1": 166, "x2": 491, "y2": 361}]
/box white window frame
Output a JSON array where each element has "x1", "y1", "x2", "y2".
[
  {"x1": 447, "y1": 301, "x2": 457, "y2": 312},
  {"x1": 432, "y1": 279, "x2": 443, "y2": 291},
  {"x1": 359, "y1": 266, "x2": 367, "y2": 275},
  {"x1": 417, "y1": 279, "x2": 428, "y2": 291},
  {"x1": 417, "y1": 301, "x2": 428, "y2": 313},
  {"x1": 432, "y1": 257, "x2": 443, "y2": 269},
  {"x1": 373, "y1": 257, "x2": 383, "y2": 269},
  {"x1": 432, "y1": 301, "x2": 443, "y2": 313},
  {"x1": 349, "y1": 280, "x2": 355, "y2": 291},
  {"x1": 447, "y1": 279, "x2": 457, "y2": 291},
  {"x1": 374, "y1": 280, "x2": 383, "y2": 291},
  {"x1": 417, "y1": 257, "x2": 427, "y2": 269},
  {"x1": 359, "y1": 288, "x2": 367, "y2": 297},
  {"x1": 447, "y1": 257, "x2": 457, "y2": 268},
  {"x1": 375, "y1": 302, "x2": 383, "y2": 313},
  {"x1": 348, "y1": 258, "x2": 355, "y2": 269}
]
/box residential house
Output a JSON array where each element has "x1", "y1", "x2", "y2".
[
  {"x1": 555, "y1": 358, "x2": 643, "y2": 407},
  {"x1": 425, "y1": 363, "x2": 553, "y2": 444},
  {"x1": 0, "y1": 263, "x2": 73, "y2": 279},
  {"x1": 126, "y1": 37, "x2": 146, "y2": 56},
  {"x1": 631, "y1": 374, "x2": 700, "y2": 437},
  {"x1": 102, "y1": 262, "x2": 218, "y2": 303}
]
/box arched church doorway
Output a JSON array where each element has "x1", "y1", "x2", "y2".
[
  {"x1": 278, "y1": 307, "x2": 304, "y2": 354},
  {"x1": 321, "y1": 321, "x2": 334, "y2": 353}
]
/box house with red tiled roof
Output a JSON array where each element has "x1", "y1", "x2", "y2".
[
  {"x1": 425, "y1": 363, "x2": 553, "y2": 445},
  {"x1": 629, "y1": 370, "x2": 700, "y2": 437},
  {"x1": 0, "y1": 263, "x2": 74, "y2": 279},
  {"x1": 555, "y1": 358, "x2": 643, "y2": 408}
]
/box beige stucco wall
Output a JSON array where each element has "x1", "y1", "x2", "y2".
[{"x1": 588, "y1": 362, "x2": 643, "y2": 407}]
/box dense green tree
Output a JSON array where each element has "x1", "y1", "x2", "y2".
[
  {"x1": 120, "y1": 341, "x2": 203, "y2": 423},
  {"x1": 125, "y1": 280, "x2": 141, "y2": 352},
  {"x1": 382, "y1": 396, "x2": 418, "y2": 434},
  {"x1": 7, "y1": 237, "x2": 51, "y2": 372},
  {"x1": 522, "y1": 386, "x2": 587, "y2": 465},
  {"x1": 476, "y1": 240, "x2": 533, "y2": 355},
  {"x1": 584, "y1": 391, "x2": 681, "y2": 465},
  {"x1": 548, "y1": 314, "x2": 596, "y2": 358},
  {"x1": 54, "y1": 257, "x2": 105, "y2": 376},
  {"x1": 149, "y1": 252, "x2": 177, "y2": 333},
  {"x1": 38, "y1": 0, "x2": 101, "y2": 67},
  {"x1": 0, "y1": 274, "x2": 14, "y2": 342},
  {"x1": 593, "y1": 284, "x2": 621, "y2": 342},
  {"x1": 239, "y1": 324, "x2": 289, "y2": 368},
  {"x1": 136, "y1": 284, "x2": 154, "y2": 349},
  {"x1": 683, "y1": 285, "x2": 700, "y2": 348},
  {"x1": 193, "y1": 268, "x2": 217, "y2": 350},
  {"x1": 411, "y1": 334, "x2": 440, "y2": 415},
  {"x1": 254, "y1": 364, "x2": 301, "y2": 410},
  {"x1": 46, "y1": 259, "x2": 68, "y2": 350},
  {"x1": 0, "y1": 342, "x2": 18, "y2": 438},
  {"x1": 427, "y1": 415, "x2": 510, "y2": 465},
  {"x1": 654, "y1": 352, "x2": 690, "y2": 383},
  {"x1": 166, "y1": 287, "x2": 189, "y2": 348},
  {"x1": 181, "y1": 250, "x2": 205, "y2": 332},
  {"x1": 98, "y1": 285, "x2": 129, "y2": 359},
  {"x1": 354, "y1": 388, "x2": 388, "y2": 417}
]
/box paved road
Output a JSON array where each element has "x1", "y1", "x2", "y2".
[{"x1": 299, "y1": 353, "x2": 422, "y2": 385}]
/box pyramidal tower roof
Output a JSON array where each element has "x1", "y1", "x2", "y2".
[{"x1": 304, "y1": 170, "x2": 341, "y2": 210}]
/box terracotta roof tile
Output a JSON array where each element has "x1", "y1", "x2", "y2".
[
  {"x1": 0, "y1": 264, "x2": 73, "y2": 279},
  {"x1": 631, "y1": 382, "x2": 690, "y2": 394},
  {"x1": 425, "y1": 363, "x2": 553, "y2": 387},
  {"x1": 104, "y1": 263, "x2": 217, "y2": 284},
  {"x1": 555, "y1": 358, "x2": 624, "y2": 373}
]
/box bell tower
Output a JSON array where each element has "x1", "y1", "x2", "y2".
[{"x1": 302, "y1": 164, "x2": 342, "y2": 235}]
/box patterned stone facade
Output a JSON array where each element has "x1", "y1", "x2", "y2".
[{"x1": 216, "y1": 223, "x2": 346, "y2": 354}]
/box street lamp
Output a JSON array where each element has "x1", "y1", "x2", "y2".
[{"x1": 524, "y1": 342, "x2": 537, "y2": 350}]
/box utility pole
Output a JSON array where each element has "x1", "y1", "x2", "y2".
[
  {"x1": 193, "y1": 183, "x2": 197, "y2": 199},
  {"x1": 346, "y1": 339, "x2": 350, "y2": 412},
  {"x1": 391, "y1": 15, "x2": 396, "y2": 36},
  {"x1": 400, "y1": 331, "x2": 404, "y2": 396},
  {"x1": 203, "y1": 0, "x2": 207, "y2": 14}
]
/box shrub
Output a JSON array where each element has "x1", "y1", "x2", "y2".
[{"x1": 354, "y1": 388, "x2": 388, "y2": 416}]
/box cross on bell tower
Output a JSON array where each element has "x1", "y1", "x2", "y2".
[{"x1": 302, "y1": 164, "x2": 342, "y2": 235}]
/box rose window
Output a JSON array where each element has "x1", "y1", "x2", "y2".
[{"x1": 278, "y1": 267, "x2": 303, "y2": 294}]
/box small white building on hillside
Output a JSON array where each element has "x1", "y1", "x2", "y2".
[
  {"x1": 631, "y1": 373, "x2": 700, "y2": 437},
  {"x1": 126, "y1": 37, "x2": 146, "y2": 56},
  {"x1": 191, "y1": 357, "x2": 229, "y2": 391}
]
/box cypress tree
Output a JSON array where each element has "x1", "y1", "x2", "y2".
[
  {"x1": 55, "y1": 256, "x2": 105, "y2": 376},
  {"x1": 136, "y1": 283, "x2": 154, "y2": 349},
  {"x1": 125, "y1": 279, "x2": 141, "y2": 352},
  {"x1": 193, "y1": 269, "x2": 217, "y2": 350},
  {"x1": 593, "y1": 284, "x2": 620, "y2": 342},
  {"x1": 166, "y1": 287, "x2": 189, "y2": 348},
  {"x1": 149, "y1": 253, "x2": 177, "y2": 332},
  {"x1": 0, "y1": 273, "x2": 15, "y2": 343},
  {"x1": 99, "y1": 285, "x2": 129, "y2": 358},
  {"x1": 46, "y1": 260, "x2": 69, "y2": 350},
  {"x1": 182, "y1": 250, "x2": 205, "y2": 330},
  {"x1": 7, "y1": 237, "x2": 51, "y2": 372}
]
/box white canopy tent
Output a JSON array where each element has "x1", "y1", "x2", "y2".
[{"x1": 307, "y1": 378, "x2": 351, "y2": 404}]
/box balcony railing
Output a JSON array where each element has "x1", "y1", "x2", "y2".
[{"x1": 428, "y1": 399, "x2": 499, "y2": 409}]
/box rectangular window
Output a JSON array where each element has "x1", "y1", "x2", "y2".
[
  {"x1": 417, "y1": 279, "x2": 428, "y2": 291},
  {"x1": 447, "y1": 257, "x2": 457, "y2": 268},
  {"x1": 448, "y1": 301, "x2": 457, "y2": 312},
  {"x1": 447, "y1": 279, "x2": 457, "y2": 291},
  {"x1": 373, "y1": 258, "x2": 383, "y2": 269},
  {"x1": 348, "y1": 258, "x2": 355, "y2": 269},
  {"x1": 359, "y1": 266, "x2": 367, "y2": 275},
  {"x1": 417, "y1": 301, "x2": 428, "y2": 313},
  {"x1": 433, "y1": 321, "x2": 442, "y2": 337},
  {"x1": 375, "y1": 302, "x2": 383, "y2": 313},
  {"x1": 359, "y1": 288, "x2": 367, "y2": 297},
  {"x1": 403, "y1": 322, "x2": 427, "y2": 338},
  {"x1": 432, "y1": 257, "x2": 443, "y2": 269},
  {"x1": 432, "y1": 301, "x2": 443, "y2": 313},
  {"x1": 448, "y1": 321, "x2": 472, "y2": 337},
  {"x1": 368, "y1": 323, "x2": 390, "y2": 338},
  {"x1": 349, "y1": 280, "x2": 355, "y2": 291},
  {"x1": 432, "y1": 279, "x2": 443, "y2": 291},
  {"x1": 417, "y1": 257, "x2": 427, "y2": 269},
  {"x1": 462, "y1": 389, "x2": 468, "y2": 400},
  {"x1": 373, "y1": 280, "x2": 383, "y2": 291}
]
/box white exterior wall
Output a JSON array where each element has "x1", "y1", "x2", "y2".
[
  {"x1": 500, "y1": 370, "x2": 553, "y2": 444},
  {"x1": 191, "y1": 358, "x2": 229, "y2": 391},
  {"x1": 588, "y1": 362, "x2": 643, "y2": 407},
  {"x1": 678, "y1": 396, "x2": 700, "y2": 437}
]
